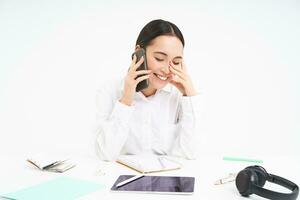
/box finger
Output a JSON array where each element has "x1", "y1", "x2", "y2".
[
  {"x1": 169, "y1": 64, "x2": 186, "y2": 81},
  {"x1": 169, "y1": 79, "x2": 181, "y2": 88},
  {"x1": 169, "y1": 61, "x2": 184, "y2": 74},
  {"x1": 132, "y1": 56, "x2": 144, "y2": 71},
  {"x1": 171, "y1": 74, "x2": 184, "y2": 84},
  {"x1": 129, "y1": 55, "x2": 138, "y2": 73},
  {"x1": 135, "y1": 74, "x2": 150, "y2": 84},
  {"x1": 130, "y1": 54, "x2": 137, "y2": 66},
  {"x1": 170, "y1": 61, "x2": 183, "y2": 72},
  {"x1": 134, "y1": 70, "x2": 152, "y2": 77},
  {"x1": 169, "y1": 62, "x2": 186, "y2": 78}
]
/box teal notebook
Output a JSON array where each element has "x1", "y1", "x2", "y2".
[{"x1": 1, "y1": 176, "x2": 105, "y2": 200}]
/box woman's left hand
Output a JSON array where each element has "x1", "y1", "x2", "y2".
[{"x1": 169, "y1": 61, "x2": 197, "y2": 96}]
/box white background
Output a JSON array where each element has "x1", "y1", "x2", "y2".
[{"x1": 0, "y1": 0, "x2": 299, "y2": 159}]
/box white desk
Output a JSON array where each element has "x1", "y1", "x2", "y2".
[{"x1": 0, "y1": 153, "x2": 299, "y2": 200}]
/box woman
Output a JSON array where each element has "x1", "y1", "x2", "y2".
[{"x1": 95, "y1": 19, "x2": 200, "y2": 161}]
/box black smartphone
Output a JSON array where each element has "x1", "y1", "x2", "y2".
[{"x1": 131, "y1": 48, "x2": 149, "y2": 92}]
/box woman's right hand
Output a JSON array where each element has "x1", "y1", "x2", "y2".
[{"x1": 119, "y1": 55, "x2": 152, "y2": 106}]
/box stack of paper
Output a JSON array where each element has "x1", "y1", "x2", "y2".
[{"x1": 27, "y1": 153, "x2": 76, "y2": 173}]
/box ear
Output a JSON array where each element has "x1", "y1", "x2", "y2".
[{"x1": 135, "y1": 45, "x2": 141, "y2": 51}]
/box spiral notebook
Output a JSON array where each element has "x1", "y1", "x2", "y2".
[{"x1": 116, "y1": 155, "x2": 182, "y2": 174}]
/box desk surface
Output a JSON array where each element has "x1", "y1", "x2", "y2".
[{"x1": 0, "y1": 153, "x2": 299, "y2": 200}]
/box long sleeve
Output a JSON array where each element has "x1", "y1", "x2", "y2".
[
  {"x1": 95, "y1": 85, "x2": 134, "y2": 161},
  {"x1": 169, "y1": 94, "x2": 201, "y2": 160}
]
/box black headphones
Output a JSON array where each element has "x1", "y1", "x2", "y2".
[{"x1": 236, "y1": 165, "x2": 299, "y2": 200}]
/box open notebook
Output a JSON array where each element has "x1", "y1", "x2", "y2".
[
  {"x1": 26, "y1": 153, "x2": 76, "y2": 173},
  {"x1": 116, "y1": 155, "x2": 182, "y2": 174}
]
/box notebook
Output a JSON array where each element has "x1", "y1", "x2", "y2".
[
  {"x1": 26, "y1": 153, "x2": 76, "y2": 173},
  {"x1": 0, "y1": 177, "x2": 105, "y2": 200},
  {"x1": 116, "y1": 155, "x2": 182, "y2": 174}
]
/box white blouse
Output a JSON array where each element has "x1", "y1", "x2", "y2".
[{"x1": 95, "y1": 78, "x2": 201, "y2": 161}]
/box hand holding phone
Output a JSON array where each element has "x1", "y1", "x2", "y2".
[
  {"x1": 119, "y1": 48, "x2": 152, "y2": 106},
  {"x1": 131, "y1": 48, "x2": 149, "y2": 92}
]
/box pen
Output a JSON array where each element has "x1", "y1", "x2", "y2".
[
  {"x1": 116, "y1": 174, "x2": 144, "y2": 188},
  {"x1": 223, "y1": 156, "x2": 263, "y2": 163},
  {"x1": 158, "y1": 157, "x2": 166, "y2": 169}
]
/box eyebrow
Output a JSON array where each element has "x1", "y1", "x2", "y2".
[{"x1": 154, "y1": 51, "x2": 182, "y2": 59}]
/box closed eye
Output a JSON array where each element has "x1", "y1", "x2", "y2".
[{"x1": 155, "y1": 57, "x2": 164, "y2": 62}]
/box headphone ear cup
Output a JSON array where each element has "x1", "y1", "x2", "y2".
[
  {"x1": 246, "y1": 166, "x2": 268, "y2": 187},
  {"x1": 236, "y1": 169, "x2": 258, "y2": 197}
]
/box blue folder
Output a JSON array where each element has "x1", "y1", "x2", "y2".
[{"x1": 1, "y1": 176, "x2": 105, "y2": 200}]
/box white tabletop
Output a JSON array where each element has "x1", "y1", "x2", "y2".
[{"x1": 0, "y1": 153, "x2": 299, "y2": 200}]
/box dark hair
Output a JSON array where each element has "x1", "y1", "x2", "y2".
[{"x1": 136, "y1": 19, "x2": 185, "y2": 49}]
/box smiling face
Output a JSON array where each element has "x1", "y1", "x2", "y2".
[{"x1": 143, "y1": 35, "x2": 184, "y2": 91}]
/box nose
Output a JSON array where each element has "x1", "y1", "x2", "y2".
[{"x1": 161, "y1": 65, "x2": 170, "y2": 75}]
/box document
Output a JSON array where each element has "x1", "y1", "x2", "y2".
[{"x1": 116, "y1": 154, "x2": 182, "y2": 173}]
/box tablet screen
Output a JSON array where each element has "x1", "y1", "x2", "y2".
[{"x1": 111, "y1": 175, "x2": 195, "y2": 194}]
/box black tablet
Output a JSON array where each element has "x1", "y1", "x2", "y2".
[{"x1": 111, "y1": 175, "x2": 195, "y2": 195}]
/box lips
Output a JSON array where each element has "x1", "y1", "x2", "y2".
[{"x1": 153, "y1": 73, "x2": 169, "y2": 81}]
